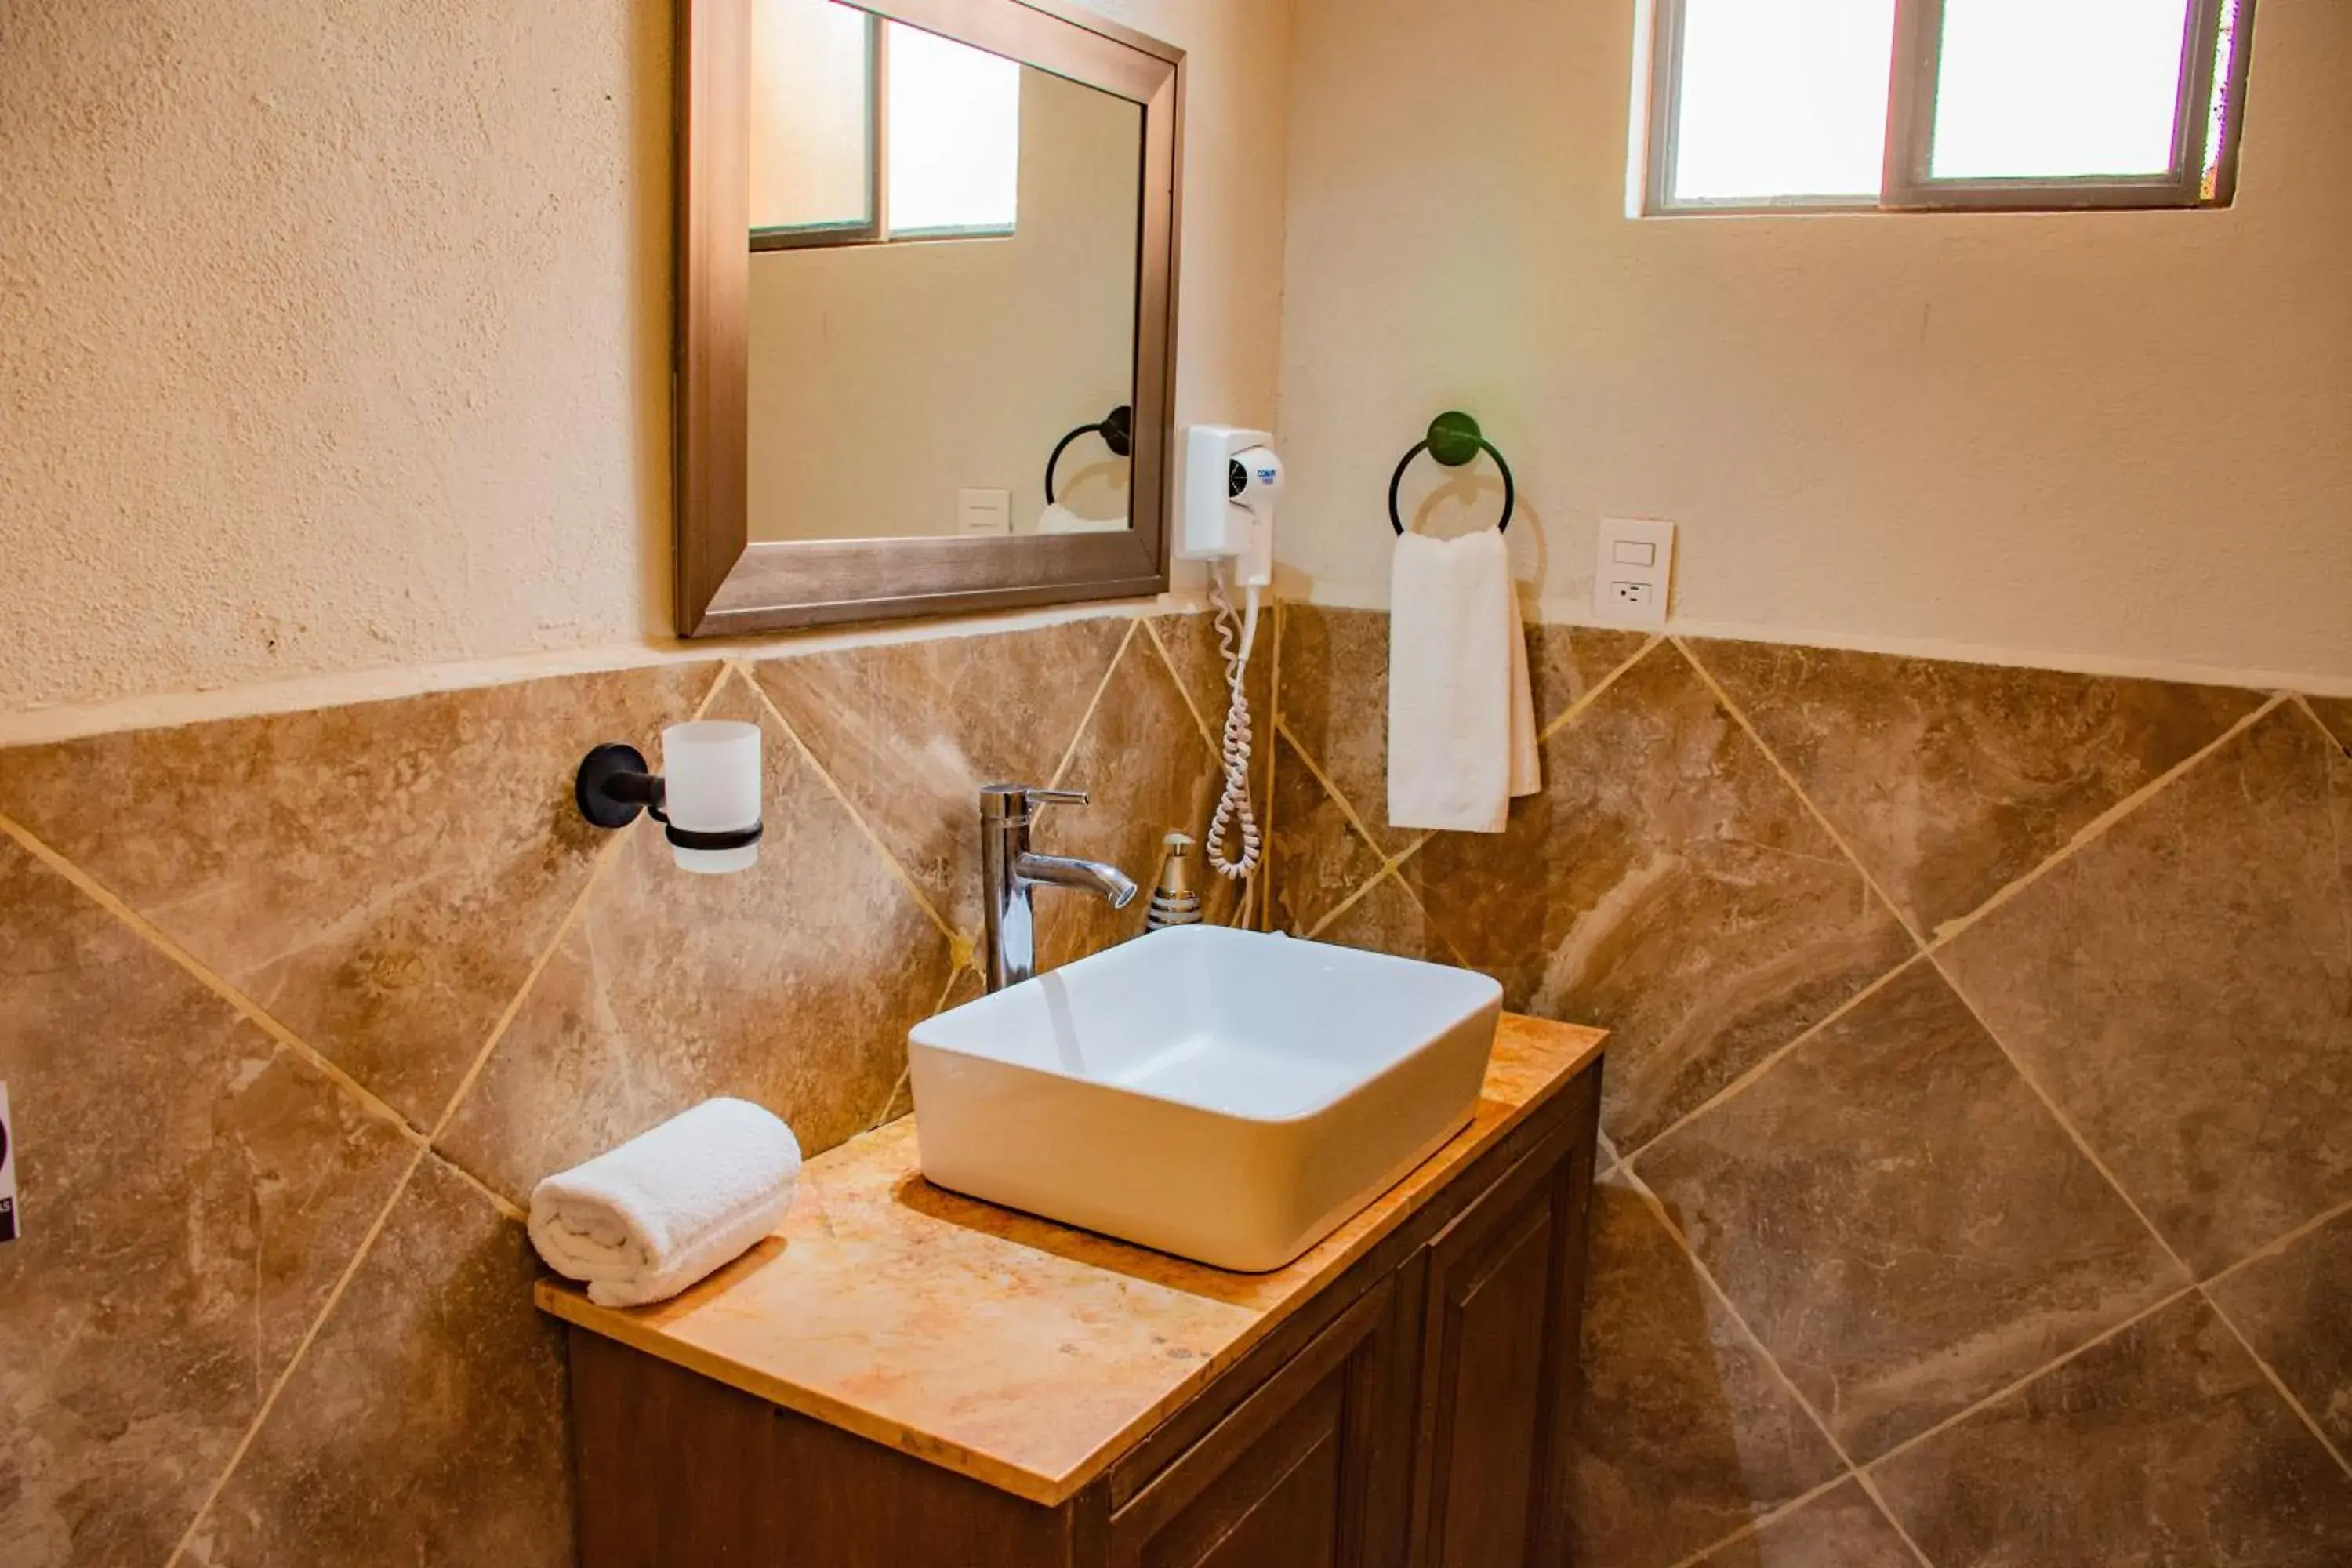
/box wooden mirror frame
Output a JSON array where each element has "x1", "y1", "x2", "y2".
[{"x1": 674, "y1": 0, "x2": 1184, "y2": 637}]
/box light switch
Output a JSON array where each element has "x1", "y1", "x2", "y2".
[
  {"x1": 958, "y1": 489, "x2": 1011, "y2": 535},
  {"x1": 1593, "y1": 518, "x2": 1675, "y2": 630}
]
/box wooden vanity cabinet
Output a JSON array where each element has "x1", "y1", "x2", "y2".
[{"x1": 567, "y1": 1067, "x2": 1600, "y2": 1568}]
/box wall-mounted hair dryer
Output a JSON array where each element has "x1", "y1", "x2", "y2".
[
  {"x1": 1180, "y1": 426, "x2": 1283, "y2": 598},
  {"x1": 1177, "y1": 426, "x2": 1284, "y2": 886}
]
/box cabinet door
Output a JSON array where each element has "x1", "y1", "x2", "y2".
[
  {"x1": 1407, "y1": 1119, "x2": 1593, "y2": 1568},
  {"x1": 1109, "y1": 1279, "x2": 1398, "y2": 1568}
]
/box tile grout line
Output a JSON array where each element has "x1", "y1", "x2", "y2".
[
  {"x1": 1536, "y1": 632, "x2": 1668, "y2": 743},
  {"x1": 1301, "y1": 862, "x2": 1396, "y2": 942},
  {"x1": 1928, "y1": 949, "x2": 2199, "y2": 1283},
  {"x1": 2201, "y1": 1290, "x2": 2352, "y2": 1483},
  {"x1": 1674, "y1": 636, "x2": 1929, "y2": 950},
  {"x1": 1615, "y1": 1163, "x2": 1873, "y2": 1472},
  {"x1": 1857, "y1": 1283, "x2": 2201, "y2": 1478},
  {"x1": 1138, "y1": 614, "x2": 1220, "y2": 756},
  {"x1": 421, "y1": 659, "x2": 740, "y2": 1156},
  {"x1": 1915, "y1": 691, "x2": 2288, "y2": 952},
  {"x1": 158, "y1": 658, "x2": 750, "y2": 1559},
  {"x1": 1048, "y1": 619, "x2": 1141, "y2": 790},
  {"x1": 1653, "y1": 1470, "x2": 1859, "y2": 1568},
  {"x1": 1849, "y1": 1470, "x2": 1940, "y2": 1568},
  {"x1": 2292, "y1": 691, "x2": 2352, "y2": 754},
  {"x1": 2205, "y1": 1189, "x2": 2352, "y2": 1293},
  {"x1": 1272, "y1": 713, "x2": 1391, "y2": 872},
  {"x1": 737, "y1": 661, "x2": 966, "y2": 959},
  {"x1": 1637, "y1": 659, "x2": 2339, "y2": 1545},
  {"x1": 1617, "y1": 952, "x2": 1934, "y2": 1171},
  {"x1": 0, "y1": 808, "x2": 426, "y2": 1151},
  {"x1": 164, "y1": 1141, "x2": 435, "y2": 1568},
  {"x1": 1385, "y1": 869, "x2": 1475, "y2": 969},
  {"x1": 1285, "y1": 622, "x2": 1664, "y2": 921}
]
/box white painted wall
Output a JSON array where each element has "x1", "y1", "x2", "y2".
[{"x1": 1273, "y1": 0, "x2": 2352, "y2": 686}]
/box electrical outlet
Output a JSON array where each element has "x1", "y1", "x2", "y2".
[{"x1": 1594, "y1": 518, "x2": 1675, "y2": 629}]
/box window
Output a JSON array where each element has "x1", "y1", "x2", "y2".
[
  {"x1": 749, "y1": 0, "x2": 1022, "y2": 249},
  {"x1": 1641, "y1": 0, "x2": 2254, "y2": 214}
]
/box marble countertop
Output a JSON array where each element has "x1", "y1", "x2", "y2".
[{"x1": 535, "y1": 1012, "x2": 1606, "y2": 1507}]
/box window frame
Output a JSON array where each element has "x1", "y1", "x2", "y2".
[
  {"x1": 749, "y1": 9, "x2": 1023, "y2": 252},
  {"x1": 1641, "y1": 0, "x2": 2254, "y2": 216}
]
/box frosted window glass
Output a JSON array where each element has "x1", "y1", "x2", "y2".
[
  {"x1": 1671, "y1": 0, "x2": 1897, "y2": 202},
  {"x1": 1931, "y1": 0, "x2": 2191, "y2": 180},
  {"x1": 748, "y1": 0, "x2": 872, "y2": 233},
  {"x1": 886, "y1": 24, "x2": 1022, "y2": 235}
]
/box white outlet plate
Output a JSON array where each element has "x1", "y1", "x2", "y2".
[
  {"x1": 1593, "y1": 518, "x2": 1675, "y2": 630},
  {"x1": 958, "y1": 488, "x2": 1011, "y2": 535}
]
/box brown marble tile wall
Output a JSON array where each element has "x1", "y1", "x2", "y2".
[
  {"x1": 0, "y1": 611, "x2": 1260, "y2": 1567},
  {"x1": 1270, "y1": 603, "x2": 2352, "y2": 1568}
]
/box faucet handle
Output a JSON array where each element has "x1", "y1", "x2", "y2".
[{"x1": 980, "y1": 782, "x2": 1091, "y2": 824}]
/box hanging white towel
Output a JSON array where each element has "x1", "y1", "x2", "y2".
[
  {"x1": 1386, "y1": 528, "x2": 1539, "y2": 833},
  {"x1": 528, "y1": 1098, "x2": 800, "y2": 1308}
]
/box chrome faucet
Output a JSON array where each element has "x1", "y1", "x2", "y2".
[{"x1": 980, "y1": 784, "x2": 1138, "y2": 992}]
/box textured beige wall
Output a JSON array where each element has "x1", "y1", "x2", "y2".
[
  {"x1": 0, "y1": 0, "x2": 1294, "y2": 716},
  {"x1": 1273, "y1": 0, "x2": 2352, "y2": 685}
]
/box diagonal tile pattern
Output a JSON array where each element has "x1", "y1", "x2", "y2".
[
  {"x1": 0, "y1": 839, "x2": 418, "y2": 1567},
  {"x1": 9, "y1": 596, "x2": 2348, "y2": 1568},
  {"x1": 1940, "y1": 702, "x2": 2352, "y2": 1276},
  {"x1": 0, "y1": 664, "x2": 719, "y2": 1129},
  {"x1": 177, "y1": 1156, "x2": 572, "y2": 1568},
  {"x1": 1267, "y1": 727, "x2": 1385, "y2": 937},
  {"x1": 1403, "y1": 639, "x2": 1915, "y2": 1151},
  {"x1": 1572, "y1": 1174, "x2": 1849, "y2": 1568},
  {"x1": 1697, "y1": 638, "x2": 2262, "y2": 938},
  {"x1": 2209, "y1": 1205, "x2": 2352, "y2": 1455},
  {"x1": 434, "y1": 671, "x2": 959, "y2": 1207},
  {"x1": 1871, "y1": 1295, "x2": 2352, "y2": 1566},
  {"x1": 1639, "y1": 961, "x2": 2186, "y2": 1461},
  {"x1": 1693, "y1": 1480, "x2": 1919, "y2": 1568},
  {"x1": 1272, "y1": 604, "x2": 2352, "y2": 1567},
  {"x1": 2306, "y1": 696, "x2": 2352, "y2": 751},
  {"x1": 1037, "y1": 626, "x2": 1227, "y2": 968},
  {"x1": 0, "y1": 610, "x2": 1250, "y2": 1566},
  {"x1": 751, "y1": 619, "x2": 1128, "y2": 938}
]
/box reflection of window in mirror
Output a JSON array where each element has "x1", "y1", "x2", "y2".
[{"x1": 749, "y1": 0, "x2": 1022, "y2": 249}]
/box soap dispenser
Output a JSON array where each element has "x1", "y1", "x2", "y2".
[{"x1": 1145, "y1": 833, "x2": 1203, "y2": 931}]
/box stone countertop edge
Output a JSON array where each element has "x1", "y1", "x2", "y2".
[{"x1": 534, "y1": 1012, "x2": 1607, "y2": 1508}]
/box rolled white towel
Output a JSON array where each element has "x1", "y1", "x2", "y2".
[{"x1": 528, "y1": 1098, "x2": 800, "y2": 1308}]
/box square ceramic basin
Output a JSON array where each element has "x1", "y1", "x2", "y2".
[{"x1": 907, "y1": 925, "x2": 1502, "y2": 1272}]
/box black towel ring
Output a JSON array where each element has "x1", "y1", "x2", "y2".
[
  {"x1": 1388, "y1": 411, "x2": 1514, "y2": 535},
  {"x1": 1044, "y1": 405, "x2": 1133, "y2": 503}
]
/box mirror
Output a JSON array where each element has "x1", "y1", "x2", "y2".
[
  {"x1": 674, "y1": 0, "x2": 1181, "y2": 635},
  {"x1": 748, "y1": 5, "x2": 1144, "y2": 544}
]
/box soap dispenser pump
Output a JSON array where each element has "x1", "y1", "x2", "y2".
[{"x1": 1145, "y1": 832, "x2": 1204, "y2": 931}]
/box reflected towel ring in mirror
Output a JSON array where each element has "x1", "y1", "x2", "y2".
[
  {"x1": 1388, "y1": 411, "x2": 1514, "y2": 535},
  {"x1": 1044, "y1": 405, "x2": 1134, "y2": 503}
]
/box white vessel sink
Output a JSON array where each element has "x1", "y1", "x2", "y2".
[{"x1": 907, "y1": 926, "x2": 1502, "y2": 1272}]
